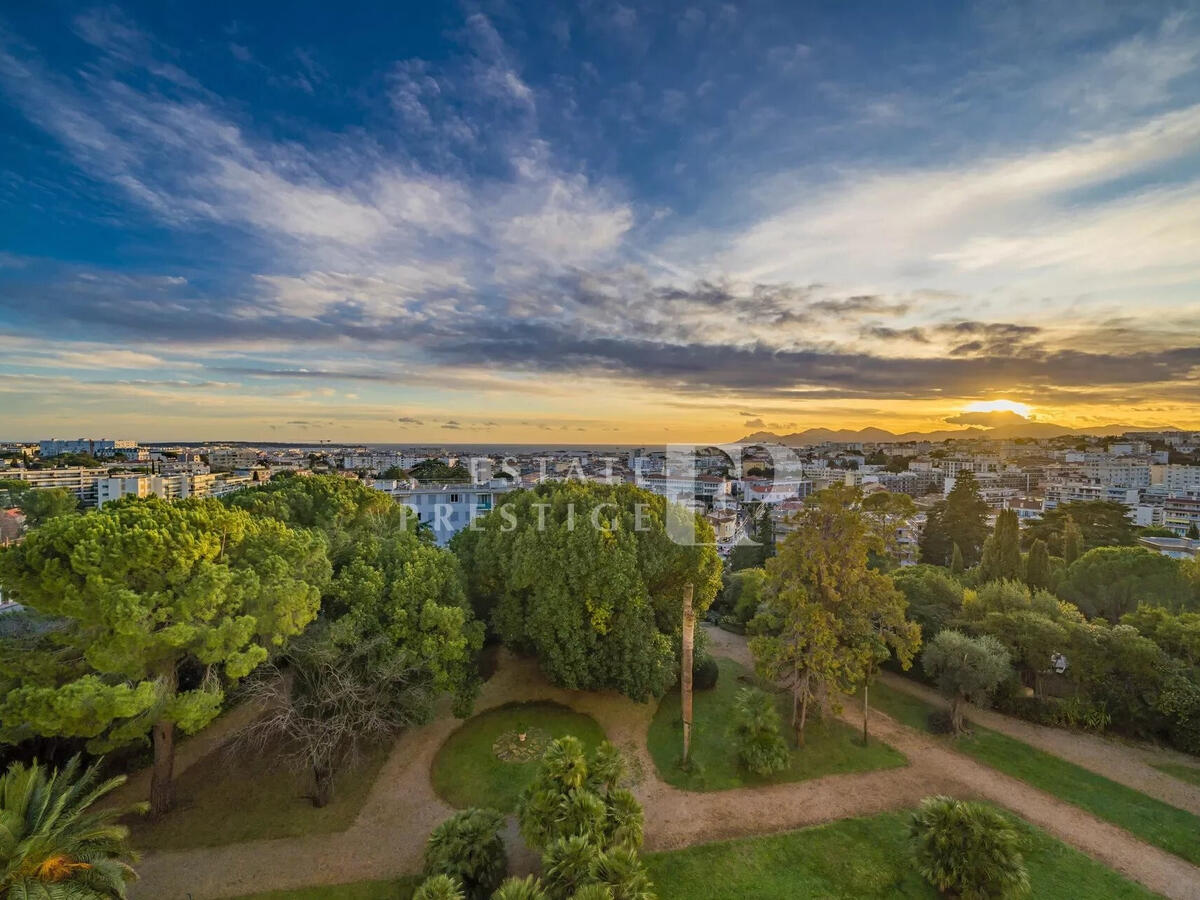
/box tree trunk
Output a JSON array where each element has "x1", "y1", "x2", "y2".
[
  {"x1": 149, "y1": 664, "x2": 179, "y2": 817},
  {"x1": 862, "y1": 683, "x2": 870, "y2": 745},
  {"x1": 313, "y1": 764, "x2": 334, "y2": 808},
  {"x1": 796, "y1": 672, "x2": 810, "y2": 747},
  {"x1": 950, "y1": 694, "x2": 964, "y2": 735},
  {"x1": 681, "y1": 582, "x2": 695, "y2": 765},
  {"x1": 150, "y1": 718, "x2": 176, "y2": 816}
]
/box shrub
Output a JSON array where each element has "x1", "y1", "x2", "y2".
[
  {"x1": 926, "y1": 710, "x2": 955, "y2": 734},
  {"x1": 910, "y1": 796, "x2": 1029, "y2": 899},
  {"x1": 569, "y1": 886, "x2": 615, "y2": 900},
  {"x1": 730, "y1": 687, "x2": 790, "y2": 776},
  {"x1": 493, "y1": 875, "x2": 549, "y2": 900},
  {"x1": 718, "y1": 615, "x2": 746, "y2": 634},
  {"x1": 543, "y1": 834, "x2": 599, "y2": 898},
  {"x1": 590, "y1": 846, "x2": 656, "y2": 900},
  {"x1": 692, "y1": 655, "x2": 720, "y2": 691},
  {"x1": 424, "y1": 807, "x2": 507, "y2": 900},
  {"x1": 414, "y1": 875, "x2": 465, "y2": 900}
]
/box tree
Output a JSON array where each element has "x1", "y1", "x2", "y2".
[
  {"x1": 730, "y1": 687, "x2": 790, "y2": 776},
  {"x1": 722, "y1": 568, "x2": 766, "y2": 625},
  {"x1": 891, "y1": 566, "x2": 964, "y2": 639},
  {"x1": 424, "y1": 808, "x2": 507, "y2": 900},
  {"x1": 1058, "y1": 547, "x2": 1193, "y2": 621},
  {"x1": 16, "y1": 487, "x2": 82, "y2": 529},
  {"x1": 410, "y1": 458, "x2": 471, "y2": 483},
  {"x1": 229, "y1": 475, "x2": 484, "y2": 714},
  {"x1": 1062, "y1": 517, "x2": 1084, "y2": 564},
  {"x1": 910, "y1": 796, "x2": 1029, "y2": 899},
  {"x1": 1122, "y1": 606, "x2": 1200, "y2": 666},
  {"x1": 0, "y1": 497, "x2": 329, "y2": 815},
  {"x1": 750, "y1": 485, "x2": 920, "y2": 744},
  {"x1": 1026, "y1": 502, "x2": 1134, "y2": 556},
  {"x1": 729, "y1": 504, "x2": 773, "y2": 571},
  {"x1": 0, "y1": 755, "x2": 144, "y2": 900},
  {"x1": 1024, "y1": 539, "x2": 1051, "y2": 592},
  {"x1": 979, "y1": 509, "x2": 1022, "y2": 583},
  {"x1": 517, "y1": 737, "x2": 652, "y2": 900},
  {"x1": 950, "y1": 542, "x2": 965, "y2": 575},
  {"x1": 862, "y1": 490, "x2": 918, "y2": 567},
  {"x1": 455, "y1": 483, "x2": 721, "y2": 701},
  {"x1": 921, "y1": 630, "x2": 1011, "y2": 734},
  {"x1": 1189, "y1": 523, "x2": 1200, "y2": 540},
  {"x1": 920, "y1": 473, "x2": 989, "y2": 567},
  {"x1": 234, "y1": 627, "x2": 442, "y2": 807}
]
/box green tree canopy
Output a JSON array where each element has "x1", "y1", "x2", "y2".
[
  {"x1": 891, "y1": 565, "x2": 964, "y2": 639},
  {"x1": 454, "y1": 482, "x2": 721, "y2": 701},
  {"x1": 920, "y1": 472, "x2": 989, "y2": 567},
  {"x1": 229, "y1": 475, "x2": 484, "y2": 717},
  {"x1": 0, "y1": 497, "x2": 329, "y2": 814},
  {"x1": 978, "y1": 509, "x2": 1022, "y2": 583},
  {"x1": 750, "y1": 485, "x2": 920, "y2": 743},
  {"x1": 1058, "y1": 547, "x2": 1193, "y2": 621},
  {"x1": 1025, "y1": 502, "x2": 1135, "y2": 555},
  {"x1": 410, "y1": 458, "x2": 471, "y2": 483},
  {"x1": 1024, "y1": 539, "x2": 1052, "y2": 592},
  {"x1": 921, "y1": 630, "x2": 1011, "y2": 733}
]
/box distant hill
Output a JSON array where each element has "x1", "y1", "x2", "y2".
[{"x1": 739, "y1": 422, "x2": 1175, "y2": 446}]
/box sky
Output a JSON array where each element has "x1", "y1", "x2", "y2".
[{"x1": 1, "y1": 1, "x2": 1199, "y2": 444}]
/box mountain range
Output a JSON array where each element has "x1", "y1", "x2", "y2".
[{"x1": 738, "y1": 422, "x2": 1176, "y2": 446}]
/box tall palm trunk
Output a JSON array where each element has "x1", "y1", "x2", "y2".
[
  {"x1": 681, "y1": 582, "x2": 695, "y2": 765},
  {"x1": 862, "y1": 682, "x2": 870, "y2": 745}
]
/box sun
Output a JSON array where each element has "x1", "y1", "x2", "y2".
[{"x1": 963, "y1": 399, "x2": 1033, "y2": 418}]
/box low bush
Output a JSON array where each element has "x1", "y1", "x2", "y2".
[
  {"x1": 424, "y1": 808, "x2": 507, "y2": 900},
  {"x1": 910, "y1": 795, "x2": 1029, "y2": 899},
  {"x1": 692, "y1": 655, "x2": 720, "y2": 691},
  {"x1": 730, "y1": 687, "x2": 790, "y2": 777}
]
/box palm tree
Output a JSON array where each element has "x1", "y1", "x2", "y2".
[
  {"x1": 910, "y1": 795, "x2": 1029, "y2": 899},
  {"x1": 0, "y1": 756, "x2": 144, "y2": 899}
]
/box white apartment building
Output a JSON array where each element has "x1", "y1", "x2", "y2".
[
  {"x1": 206, "y1": 448, "x2": 260, "y2": 471},
  {"x1": 1079, "y1": 462, "x2": 1151, "y2": 489},
  {"x1": 640, "y1": 473, "x2": 730, "y2": 504},
  {"x1": 1163, "y1": 497, "x2": 1200, "y2": 537},
  {"x1": 742, "y1": 477, "x2": 814, "y2": 504},
  {"x1": 96, "y1": 473, "x2": 221, "y2": 507},
  {"x1": 39, "y1": 438, "x2": 138, "y2": 458},
  {"x1": 1151, "y1": 465, "x2": 1200, "y2": 495},
  {"x1": 383, "y1": 480, "x2": 517, "y2": 546},
  {"x1": 7, "y1": 467, "x2": 105, "y2": 505}
]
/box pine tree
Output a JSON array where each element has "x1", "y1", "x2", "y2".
[
  {"x1": 1188, "y1": 522, "x2": 1199, "y2": 540},
  {"x1": 1025, "y1": 538, "x2": 1052, "y2": 591},
  {"x1": 1063, "y1": 516, "x2": 1084, "y2": 565}
]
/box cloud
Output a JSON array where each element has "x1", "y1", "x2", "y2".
[
  {"x1": 944, "y1": 410, "x2": 1031, "y2": 426},
  {"x1": 397, "y1": 416, "x2": 424, "y2": 425},
  {"x1": 743, "y1": 417, "x2": 766, "y2": 428}
]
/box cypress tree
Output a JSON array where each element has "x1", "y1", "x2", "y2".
[
  {"x1": 950, "y1": 542, "x2": 964, "y2": 575},
  {"x1": 1025, "y1": 538, "x2": 1051, "y2": 591},
  {"x1": 1063, "y1": 516, "x2": 1084, "y2": 565},
  {"x1": 980, "y1": 509, "x2": 1022, "y2": 582}
]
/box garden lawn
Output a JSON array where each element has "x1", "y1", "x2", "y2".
[
  {"x1": 431, "y1": 701, "x2": 606, "y2": 811},
  {"x1": 864, "y1": 678, "x2": 1200, "y2": 866},
  {"x1": 1153, "y1": 762, "x2": 1200, "y2": 788},
  {"x1": 645, "y1": 808, "x2": 1157, "y2": 899},
  {"x1": 648, "y1": 658, "x2": 906, "y2": 791},
  {"x1": 224, "y1": 877, "x2": 419, "y2": 899},
  {"x1": 130, "y1": 741, "x2": 390, "y2": 851}
]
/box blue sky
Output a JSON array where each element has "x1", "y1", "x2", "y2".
[{"x1": 1, "y1": 1, "x2": 1199, "y2": 442}]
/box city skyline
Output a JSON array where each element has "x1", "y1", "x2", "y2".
[{"x1": 2, "y1": 2, "x2": 1200, "y2": 442}]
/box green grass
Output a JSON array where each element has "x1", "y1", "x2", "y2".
[
  {"x1": 224, "y1": 876, "x2": 419, "y2": 899},
  {"x1": 644, "y1": 808, "x2": 1158, "y2": 899},
  {"x1": 1153, "y1": 762, "x2": 1200, "y2": 787},
  {"x1": 431, "y1": 701, "x2": 606, "y2": 811},
  {"x1": 130, "y1": 741, "x2": 390, "y2": 851},
  {"x1": 865, "y1": 678, "x2": 1200, "y2": 866},
  {"x1": 648, "y1": 658, "x2": 906, "y2": 791}
]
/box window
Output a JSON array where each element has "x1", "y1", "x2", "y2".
[{"x1": 449, "y1": 493, "x2": 460, "y2": 503}]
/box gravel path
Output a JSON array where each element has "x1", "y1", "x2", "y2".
[
  {"x1": 129, "y1": 632, "x2": 1200, "y2": 900},
  {"x1": 877, "y1": 670, "x2": 1200, "y2": 815}
]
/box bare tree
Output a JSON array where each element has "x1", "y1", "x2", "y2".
[{"x1": 234, "y1": 629, "x2": 434, "y2": 806}]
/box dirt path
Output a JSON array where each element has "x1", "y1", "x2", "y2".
[
  {"x1": 877, "y1": 670, "x2": 1200, "y2": 816},
  {"x1": 130, "y1": 633, "x2": 1200, "y2": 900}
]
